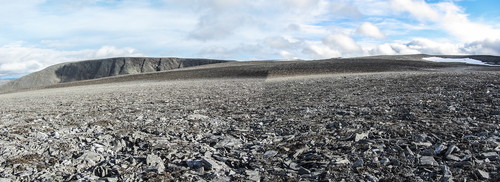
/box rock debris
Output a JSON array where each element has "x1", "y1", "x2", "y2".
[{"x1": 0, "y1": 71, "x2": 499, "y2": 181}]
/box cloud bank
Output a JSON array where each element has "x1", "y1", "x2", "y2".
[
  {"x1": 0, "y1": 0, "x2": 499, "y2": 78},
  {"x1": 0, "y1": 43, "x2": 142, "y2": 76}
]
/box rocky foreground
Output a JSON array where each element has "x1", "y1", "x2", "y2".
[{"x1": 0, "y1": 71, "x2": 499, "y2": 181}]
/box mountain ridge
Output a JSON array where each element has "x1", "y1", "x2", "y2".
[
  {"x1": 0, "y1": 57, "x2": 230, "y2": 93},
  {"x1": 1, "y1": 54, "x2": 500, "y2": 93}
]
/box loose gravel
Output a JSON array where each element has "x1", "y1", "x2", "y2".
[{"x1": 0, "y1": 71, "x2": 499, "y2": 181}]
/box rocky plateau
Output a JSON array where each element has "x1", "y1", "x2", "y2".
[{"x1": 0, "y1": 55, "x2": 499, "y2": 181}]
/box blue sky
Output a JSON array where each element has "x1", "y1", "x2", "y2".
[
  {"x1": 0, "y1": 0, "x2": 499, "y2": 79},
  {"x1": 454, "y1": 0, "x2": 500, "y2": 20}
]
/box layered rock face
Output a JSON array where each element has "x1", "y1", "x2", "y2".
[
  {"x1": 55, "y1": 57, "x2": 228, "y2": 82},
  {"x1": 0, "y1": 57, "x2": 229, "y2": 92}
]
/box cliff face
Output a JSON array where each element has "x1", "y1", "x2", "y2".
[
  {"x1": 55, "y1": 57, "x2": 228, "y2": 82},
  {"x1": 0, "y1": 57, "x2": 229, "y2": 93}
]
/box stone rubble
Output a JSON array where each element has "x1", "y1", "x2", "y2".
[{"x1": 0, "y1": 72, "x2": 498, "y2": 181}]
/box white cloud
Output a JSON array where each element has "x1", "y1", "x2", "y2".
[
  {"x1": 182, "y1": 0, "x2": 500, "y2": 59},
  {"x1": 0, "y1": 61, "x2": 43, "y2": 75},
  {"x1": 352, "y1": 0, "x2": 392, "y2": 16},
  {"x1": 279, "y1": 50, "x2": 298, "y2": 60},
  {"x1": 94, "y1": 46, "x2": 141, "y2": 58},
  {"x1": 322, "y1": 34, "x2": 362, "y2": 56},
  {"x1": 199, "y1": 43, "x2": 275, "y2": 60},
  {"x1": 264, "y1": 36, "x2": 303, "y2": 50},
  {"x1": 370, "y1": 44, "x2": 397, "y2": 55},
  {"x1": 406, "y1": 38, "x2": 462, "y2": 55},
  {"x1": 385, "y1": 0, "x2": 500, "y2": 55},
  {"x1": 368, "y1": 38, "x2": 489, "y2": 56},
  {"x1": 437, "y1": 3, "x2": 500, "y2": 42},
  {"x1": 370, "y1": 43, "x2": 421, "y2": 55},
  {"x1": 302, "y1": 41, "x2": 341, "y2": 59},
  {"x1": 1, "y1": 0, "x2": 500, "y2": 78},
  {"x1": 390, "y1": 0, "x2": 500, "y2": 43},
  {"x1": 390, "y1": 0, "x2": 440, "y2": 21},
  {"x1": 356, "y1": 22, "x2": 386, "y2": 39},
  {"x1": 189, "y1": 14, "x2": 258, "y2": 41},
  {"x1": 462, "y1": 39, "x2": 500, "y2": 55},
  {"x1": 0, "y1": 43, "x2": 142, "y2": 75},
  {"x1": 185, "y1": 0, "x2": 333, "y2": 41},
  {"x1": 328, "y1": 1, "x2": 362, "y2": 19}
]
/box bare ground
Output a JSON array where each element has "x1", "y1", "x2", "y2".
[{"x1": 0, "y1": 71, "x2": 499, "y2": 181}]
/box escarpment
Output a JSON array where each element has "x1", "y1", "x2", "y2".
[
  {"x1": 0, "y1": 57, "x2": 229, "y2": 93},
  {"x1": 55, "y1": 57, "x2": 229, "y2": 82}
]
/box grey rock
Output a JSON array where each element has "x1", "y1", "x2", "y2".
[
  {"x1": 355, "y1": 132, "x2": 369, "y2": 142},
  {"x1": 214, "y1": 137, "x2": 242, "y2": 149},
  {"x1": 475, "y1": 169, "x2": 490, "y2": 179},
  {"x1": 365, "y1": 173, "x2": 379, "y2": 182},
  {"x1": 353, "y1": 159, "x2": 364, "y2": 168},
  {"x1": 474, "y1": 159, "x2": 491, "y2": 164},
  {"x1": 49, "y1": 131, "x2": 60, "y2": 138},
  {"x1": 435, "y1": 144, "x2": 447, "y2": 155},
  {"x1": 293, "y1": 147, "x2": 309, "y2": 159},
  {"x1": 456, "y1": 161, "x2": 473, "y2": 167},
  {"x1": 326, "y1": 121, "x2": 348, "y2": 129},
  {"x1": 446, "y1": 155, "x2": 461, "y2": 161},
  {"x1": 287, "y1": 162, "x2": 300, "y2": 170},
  {"x1": 413, "y1": 142, "x2": 433, "y2": 147},
  {"x1": 30, "y1": 132, "x2": 49, "y2": 139},
  {"x1": 440, "y1": 176, "x2": 454, "y2": 182},
  {"x1": 405, "y1": 146, "x2": 414, "y2": 156},
  {"x1": 380, "y1": 157, "x2": 390, "y2": 165},
  {"x1": 146, "y1": 154, "x2": 165, "y2": 173},
  {"x1": 187, "y1": 114, "x2": 209, "y2": 121},
  {"x1": 246, "y1": 170, "x2": 260, "y2": 181},
  {"x1": 420, "y1": 156, "x2": 439, "y2": 166},
  {"x1": 481, "y1": 152, "x2": 498, "y2": 159},
  {"x1": 0, "y1": 178, "x2": 11, "y2": 182},
  {"x1": 445, "y1": 144, "x2": 458, "y2": 156},
  {"x1": 415, "y1": 133, "x2": 430, "y2": 142},
  {"x1": 441, "y1": 165, "x2": 452, "y2": 176},
  {"x1": 93, "y1": 166, "x2": 110, "y2": 177},
  {"x1": 201, "y1": 157, "x2": 226, "y2": 171},
  {"x1": 78, "y1": 151, "x2": 104, "y2": 166},
  {"x1": 334, "y1": 158, "x2": 351, "y2": 165},
  {"x1": 186, "y1": 160, "x2": 204, "y2": 169},
  {"x1": 263, "y1": 150, "x2": 278, "y2": 159},
  {"x1": 99, "y1": 177, "x2": 118, "y2": 182},
  {"x1": 16, "y1": 171, "x2": 32, "y2": 177},
  {"x1": 298, "y1": 167, "x2": 311, "y2": 175},
  {"x1": 111, "y1": 139, "x2": 126, "y2": 152}
]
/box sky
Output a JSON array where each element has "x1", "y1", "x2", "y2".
[{"x1": 0, "y1": 0, "x2": 499, "y2": 79}]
